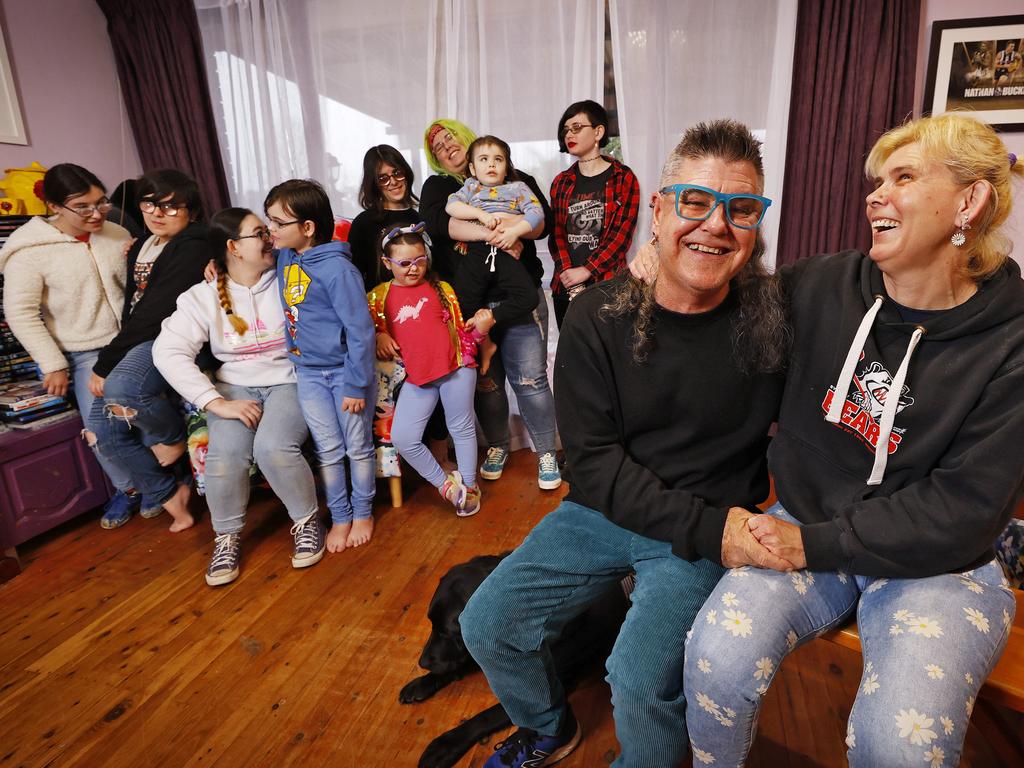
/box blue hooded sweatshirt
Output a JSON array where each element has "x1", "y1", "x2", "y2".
[{"x1": 277, "y1": 240, "x2": 375, "y2": 399}]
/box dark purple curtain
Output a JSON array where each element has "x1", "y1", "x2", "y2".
[
  {"x1": 777, "y1": 0, "x2": 921, "y2": 265},
  {"x1": 96, "y1": 0, "x2": 231, "y2": 215}
]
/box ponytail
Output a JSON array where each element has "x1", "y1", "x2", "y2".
[
  {"x1": 208, "y1": 207, "x2": 255, "y2": 336},
  {"x1": 216, "y1": 269, "x2": 249, "y2": 335}
]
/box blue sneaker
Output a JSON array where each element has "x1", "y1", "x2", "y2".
[
  {"x1": 484, "y1": 709, "x2": 580, "y2": 767},
  {"x1": 480, "y1": 446, "x2": 509, "y2": 481},
  {"x1": 100, "y1": 489, "x2": 141, "y2": 529},
  {"x1": 537, "y1": 452, "x2": 562, "y2": 490},
  {"x1": 138, "y1": 493, "x2": 165, "y2": 519}
]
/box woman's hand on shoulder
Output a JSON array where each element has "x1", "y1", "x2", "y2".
[
  {"x1": 203, "y1": 259, "x2": 218, "y2": 283},
  {"x1": 376, "y1": 332, "x2": 400, "y2": 360},
  {"x1": 43, "y1": 369, "x2": 69, "y2": 397},
  {"x1": 205, "y1": 397, "x2": 262, "y2": 429},
  {"x1": 121, "y1": 239, "x2": 137, "y2": 259}
]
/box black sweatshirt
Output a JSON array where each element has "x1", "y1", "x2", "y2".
[
  {"x1": 94, "y1": 223, "x2": 214, "y2": 377},
  {"x1": 555, "y1": 276, "x2": 784, "y2": 564},
  {"x1": 419, "y1": 170, "x2": 553, "y2": 292},
  {"x1": 348, "y1": 207, "x2": 422, "y2": 291},
  {"x1": 773, "y1": 251, "x2": 1024, "y2": 578}
]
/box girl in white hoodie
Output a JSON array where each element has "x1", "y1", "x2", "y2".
[{"x1": 153, "y1": 208, "x2": 321, "y2": 586}]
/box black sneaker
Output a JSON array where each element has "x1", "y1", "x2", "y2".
[
  {"x1": 484, "y1": 708, "x2": 581, "y2": 767},
  {"x1": 206, "y1": 533, "x2": 241, "y2": 586},
  {"x1": 290, "y1": 513, "x2": 326, "y2": 568}
]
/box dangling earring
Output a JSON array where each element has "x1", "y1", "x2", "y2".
[{"x1": 951, "y1": 215, "x2": 970, "y2": 247}]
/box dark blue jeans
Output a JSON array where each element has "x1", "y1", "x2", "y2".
[
  {"x1": 460, "y1": 501, "x2": 725, "y2": 766},
  {"x1": 88, "y1": 341, "x2": 186, "y2": 504}
]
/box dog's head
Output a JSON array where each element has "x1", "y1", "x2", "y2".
[{"x1": 419, "y1": 553, "x2": 507, "y2": 674}]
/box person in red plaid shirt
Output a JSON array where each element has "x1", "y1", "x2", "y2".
[{"x1": 549, "y1": 100, "x2": 640, "y2": 328}]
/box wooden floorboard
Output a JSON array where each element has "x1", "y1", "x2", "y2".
[{"x1": 1, "y1": 448, "x2": 1019, "y2": 767}]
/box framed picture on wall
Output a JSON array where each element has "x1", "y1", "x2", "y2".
[
  {"x1": 0, "y1": 26, "x2": 26, "y2": 145},
  {"x1": 923, "y1": 15, "x2": 1024, "y2": 131}
]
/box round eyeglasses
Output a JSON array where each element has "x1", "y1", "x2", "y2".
[
  {"x1": 139, "y1": 200, "x2": 187, "y2": 217},
  {"x1": 234, "y1": 229, "x2": 271, "y2": 243},
  {"x1": 376, "y1": 170, "x2": 406, "y2": 187},
  {"x1": 658, "y1": 184, "x2": 772, "y2": 230},
  {"x1": 61, "y1": 201, "x2": 113, "y2": 218}
]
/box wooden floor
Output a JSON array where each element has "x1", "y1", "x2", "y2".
[{"x1": 0, "y1": 449, "x2": 1019, "y2": 767}]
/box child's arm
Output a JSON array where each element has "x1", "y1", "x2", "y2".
[
  {"x1": 490, "y1": 218, "x2": 533, "y2": 251},
  {"x1": 331, "y1": 263, "x2": 376, "y2": 413},
  {"x1": 376, "y1": 332, "x2": 400, "y2": 360},
  {"x1": 446, "y1": 198, "x2": 499, "y2": 229}
]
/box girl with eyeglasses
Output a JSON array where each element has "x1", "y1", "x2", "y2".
[
  {"x1": 368, "y1": 224, "x2": 484, "y2": 516},
  {"x1": 0, "y1": 163, "x2": 140, "y2": 524},
  {"x1": 549, "y1": 100, "x2": 640, "y2": 329},
  {"x1": 86, "y1": 169, "x2": 215, "y2": 531},
  {"x1": 265, "y1": 178, "x2": 376, "y2": 555},
  {"x1": 348, "y1": 145, "x2": 422, "y2": 291},
  {"x1": 152, "y1": 208, "x2": 320, "y2": 586}
]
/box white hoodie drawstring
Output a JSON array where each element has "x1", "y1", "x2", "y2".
[
  {"x1": 825, "y1": 295, "x2": 924, "y2": 486},
  {"x1": 486, "y1": 246, "x2": 497, "y2": 272},
  {"x1": 866, "y1": 327, "x2": 923, "y2": 485},
  {"x1": 826, "y1": 296, "x2": 883, "y2": 424}
]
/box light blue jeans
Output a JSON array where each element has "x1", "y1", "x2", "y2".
[
  {"x1": 295, "y1": 365, "x2": 375, "y2": 524},
  {"x1": 391, "y1": 366, "x2": 477, "y2": 488},
  {"x1": 86, "y1": 341, "x2": 186, "y2": 504},
  {"x1": 204, "y1": 382, "x2": 317, "y2": 535},
  {"x1": 683, "y1": 503, "x2": 1016, "y2": 768},
  {"x1": 460, "y1": 501, "x2": 725, "y2": 767},
  {"x1": 66, "y1": 348, "x2": 132, "y2": 492},
  {"x1": 475, "y1": 290, "x2": 556, "y2": 455}
]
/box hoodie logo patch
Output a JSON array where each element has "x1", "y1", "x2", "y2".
[
  {"x1": 282, "y1": 264, "x2": 311, "y2": 307},
  {"x1": 821, "y1": 359, "x2": 914, "y2": 455}
]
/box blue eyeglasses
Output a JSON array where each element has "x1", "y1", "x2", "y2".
[{"x1": 658, "y1": 184, "x2": 772, "y2": 230}]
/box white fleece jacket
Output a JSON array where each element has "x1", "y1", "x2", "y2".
[
  {"x1": 153, "y1": 270, "x2": 294, "y2": 409},
  {"x1": 0, "y1": 217, "x2": 129, "y2": 373}
]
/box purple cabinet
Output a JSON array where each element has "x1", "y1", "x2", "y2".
[{"x1": 0, "y1": 416, "x2": 110, "y2": 549}]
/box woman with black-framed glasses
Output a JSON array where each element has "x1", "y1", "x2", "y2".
[
  {"x1": 348, "y1": 144, "x2": 422, "y2": 291},
  {"x1": 153, "y1": 207, "x2": 320, "y2": 586},
  {"x1": 0, "y1": 163, "x2": 139, "y2": 525},
  {"x1": 86, "y1": 169, "x2": 215, "y2": 532}
]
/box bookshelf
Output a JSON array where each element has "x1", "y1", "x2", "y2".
[{"x1": 0, "y1": 215, "x2": 110, "y2": 578}]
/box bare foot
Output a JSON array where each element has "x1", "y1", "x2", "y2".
[
  {"x1": 326, "y1": 523, "x2": 350, "y2": 553},
  {"x1": 478, "y1": 335, "x2": 497, "y2": 375},
  {"x1": 347, "y1": 517, "x2": 374, "y2": 548},
  {"x1": 163, "y1": 483, "x2": 194, "y2": 532},
  {"x1": 151, "y1": 441, "x2": 186, "y2": 467}
]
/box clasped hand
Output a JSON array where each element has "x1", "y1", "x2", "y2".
[{"x1": 721, "y1": 507, "x2": 804, "y2": 571}]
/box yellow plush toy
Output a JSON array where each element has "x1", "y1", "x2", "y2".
[{"x1": 0, "y1": 162, "x2": 48, "y2": 216}]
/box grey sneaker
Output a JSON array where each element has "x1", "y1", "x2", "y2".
[
  {"x1": 291, "y1": 513, "x2": 326, "y2": 568},
  {"x1": 538, "y1": 452, "x2": 562, "y2": 490},
  {"x1": 206, "y1": 533, "x2": 241, "y2": 586}
]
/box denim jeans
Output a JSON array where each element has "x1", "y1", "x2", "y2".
[
  {"x1": 460, "y1": 501, "x2": 725, "y2": 767},
  {"x1": 683, "y1": 503, "x2": 1016, "y2": 768},
  {"x1": 66, "y1": 349, "x2": 132, "y2": 492},
  {"x1": 295, "y1": 365, "x2": 375, "y2": 524},
  {"x1": 475, "y1": 290, "x2": 556, "y2": 455},
  {"x1": 391, "y1": 366, "x2": 477, "y2": 488},
  {"x1": 204, "y1": 382, "x2": 317, "y2": 535},
  {"x1": 87, "y1": 341, "x2": 186, "y2": 503}
]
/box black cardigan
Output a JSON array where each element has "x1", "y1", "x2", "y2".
[{"x1": 93, "y1": 223, "x2": 214, "y2": 377}]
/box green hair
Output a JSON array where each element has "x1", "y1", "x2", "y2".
[{"x1": 423, "y1": 119, "x2": 477, "y2": 181}]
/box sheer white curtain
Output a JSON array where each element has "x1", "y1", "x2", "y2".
[
  {"x1": 195, "y1": 0, "x2": 604, "y2": 218},
  {"x1": 608, "y1": 0, "x2": 797, "y2": 267}
]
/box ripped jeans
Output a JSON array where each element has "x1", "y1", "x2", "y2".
[
  {"x1": 475, "y1": 290, "x2": 556, "y2": 455},
  {"x1": 87, "y1": 341, "x2": 186, "y2": 505},
  {"x1": 66, "y1": 348, "x2": 133, "y2": 492}
]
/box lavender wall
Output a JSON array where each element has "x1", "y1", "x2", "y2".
[
  {"x1": 915, "y1": 0, "x2": 1024, "y2": 268},
  {"x1": 0, "y1": 0, "x2": 141, "y2": 190}
]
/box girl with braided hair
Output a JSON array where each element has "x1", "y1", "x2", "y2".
[
  {"x1": 367, "y1": 223, "x2": 486, "y2": 516},
  {"x1": 153, "y1": 208, "x2": 321, "y2": 586}
]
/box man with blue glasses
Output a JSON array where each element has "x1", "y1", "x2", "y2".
[{"x1": 459, "y1": 119, "x2": 791, "y2": 767}]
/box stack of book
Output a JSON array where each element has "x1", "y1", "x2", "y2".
[
  {"x1": 1, "y1": 216, "x2": 38, "y2": 383},
  {"x1": 0, "y1": 381, "x2": 72, "y2": 428}
]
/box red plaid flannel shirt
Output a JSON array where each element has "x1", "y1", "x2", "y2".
[{"x1": 548, "y1": 157, "x2": 640, "y2": 294}]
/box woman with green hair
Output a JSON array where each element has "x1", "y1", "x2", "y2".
[{"x1": 420, "y1": 119, "x2": 561, "y2": 492}]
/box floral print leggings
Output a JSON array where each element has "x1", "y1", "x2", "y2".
[{"x1": 683, "y1": 504, "x2": 1015, "y2": 768}]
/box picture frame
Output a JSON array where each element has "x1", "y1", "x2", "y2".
[
  {"x1": 922, "y1": 15, "x2": 1024, "y2": 131},
  {"x1": 0, "y1": 25, "x2": 26, "y2": 145}
]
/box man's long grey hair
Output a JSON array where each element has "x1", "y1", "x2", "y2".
[{"x1": 599, "y1": 119, "x2": 791, "y2": 374}]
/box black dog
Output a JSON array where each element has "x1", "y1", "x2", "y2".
[{"x1": 400, "y1": 553, "x2": 629, "y2": 768}]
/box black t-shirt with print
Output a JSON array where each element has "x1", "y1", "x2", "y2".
[{"x1": 566, "y1": 165, "x2": 612, "y2": 268}]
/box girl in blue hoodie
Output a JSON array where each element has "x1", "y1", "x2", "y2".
[{"x1": 264, "y1": 180, "x2": 376, "y2": 554}]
